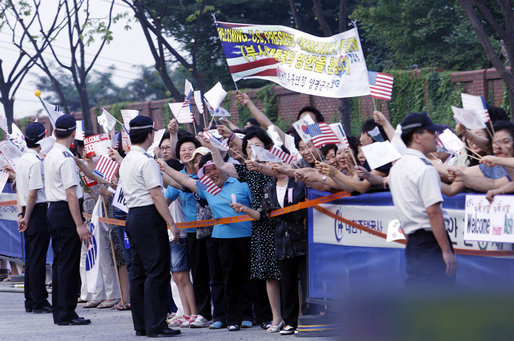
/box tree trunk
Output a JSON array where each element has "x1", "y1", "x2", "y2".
[
  {"x1": 77, "y1": 82, "x2": 93, "y2": 136},
  {"x1": 337, "y1": 0, "x2": 351, "y2": 134},
  {"x1": 48, "y1": 74, "x2": 70, "y2": 115},
  {"x1": 0, "y1": 95, "x2": 14, "y2": 134}
]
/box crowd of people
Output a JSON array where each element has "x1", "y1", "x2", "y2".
[{"x1": 6, "y1": 88, "x2": 512, "y2": 337}]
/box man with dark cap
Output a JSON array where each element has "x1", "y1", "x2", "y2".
[
  {"x1": 16, "y1": 122, "x2": 52, "y2": 314},
  {"x1": 119, "y1": 115, "x2": 181, "y2": 337},
  {"x1": 388, "y1": 112, "x2": 457, "y2": 288},
  {"x1": 44, "y1": 114, "x2": 91, "y2": 325}
]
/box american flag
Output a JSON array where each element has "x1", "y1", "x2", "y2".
[
  {"x1": 368, "y1": 71, "x2": 394, "y2": 101},
  {"x1": 216, "y1": 21, "x2": 278, "y2": 82},
  {"x1": 93, "y1": 155, "x2": 119, "y2": 183},
  {"x1": 197, "y1": 174, "x2": 222, "y2": 196},
  {"x1": 306, "y1": 122, "x2": 341, "y2": 148},
  {"x1": 269, "y1": 145, "x2": 294, "y2": 164}
]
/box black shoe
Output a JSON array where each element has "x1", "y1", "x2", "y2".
[
  {"x1": 33, "y1": 306, "x2": 52, "y2": 314},
  {"x1": 147, "y1": 327, "x2": 181, "y2": 338},
  {"x1": 135, "y1": 330, "x2": 146, "y2": 336},
  {"x1": 57, "y1": 317, "x2": 92, "y2": 326}
]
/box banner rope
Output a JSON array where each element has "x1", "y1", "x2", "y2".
[{"x1": 79, "y1": 191, "x2": 351, "y2": 229}]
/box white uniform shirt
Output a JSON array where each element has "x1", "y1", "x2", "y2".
[
  {"x1": 43, "y1": 142, "x2": 83, "y2": 202},
  {"x1": 16, "y1": 149, "x2": 46, "y2": 206},
  {"x1": 119, "y1": 145, "x2": 163, "y2": 208},
  {"x1": 388, "y1": 148, "x2": 449, "y2": 235}
]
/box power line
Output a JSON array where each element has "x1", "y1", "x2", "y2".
[
  {"x1": 0, "y1": 41, "x2": 141, "y2": 81},
  {"x1": 0, "y1": 26, "x2": 143, "y2": 68}
]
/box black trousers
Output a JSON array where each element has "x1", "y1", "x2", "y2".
[
  {"x1": 405, "y1": 229, "x2": 456, "y2": 288},
  {"x1": 205, "y1": 236, "x2": 225, "y2": 323},
  {"x1": 249, "y1": 279, "x2": 272, "y2": 324},
  {"x1": 23, "y1": 203, "x2": 51, "y2": 311},
  {"x1": 186, "y1": 233, "x2": 212, "y2": 320},
  {"x1": 126, "y1": 205, "x2": 170, "y2": 334},
  {"x1": 212, "y1": 237, "x2": 251, "y2": 325},
  {"x1": 277, "y1": 255, "x2": 308, "y2": 328},
  {"x1": 47, "y1": 202, "x2": 81, "y2": 324}
]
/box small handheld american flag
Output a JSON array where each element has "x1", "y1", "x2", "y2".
[
  {"x1": 306, "y1": 122, "x2": 341, "y2": 148},
  {"x1": 93, "y1": 155, "x2": 119, "y2": 183},
  {"x1": 368, "y1": 71, "x2": 394, "y2": 101},
  {"x1": 269, "y1": 145, "x2": 294, "y2": 164},
  {"x1": 197, "y1": 174, "x2": 222, "y2": 196}
]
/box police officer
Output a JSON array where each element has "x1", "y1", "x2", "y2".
[
  {"x1": 44, "y1": 114, "x2": 91, "y2": 325},
  {"x1": 16, "y1": 122, "x2": 52, "y2": 314},
  {"x1": 119, "y1": 115, "x2": 180, "y2": 337},
  {"x1": 388, "y1": 112, "x2": 457, "y2": 288}
]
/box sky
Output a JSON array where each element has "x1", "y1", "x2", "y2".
[{"x1": 0, "y1": 0, "x2": 174, "y2": 120}]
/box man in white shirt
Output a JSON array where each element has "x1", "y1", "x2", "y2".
[
  {"x1": 388, "y1": 112, "x2": 457, "y2": 287},
  {"x1": 44, "y1": 114, "x2": 91, "y2": 325},
  {"x1": 119, "y1": 115, "x2": 180, "y2": 337},
  {"x1": 16, "y1": 122, "x2": 51, "y2": 314}
]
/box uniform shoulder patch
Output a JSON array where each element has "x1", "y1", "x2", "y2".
[
  {"x1": 62, "y1": 151, "x2": 73, "y2": 158},
  {"x1": 420, "y1": 158, "x2": 431, "y2": 165},
  {"x1": 143, "y1": 153, "x2": 153, "y2": 158}
]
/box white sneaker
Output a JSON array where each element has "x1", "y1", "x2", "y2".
[
  {"x1": 190, "y1": 314, "x2": 209, "y2": 328},
  {"x1": 180, "y1": 315, "x2": 193, "y2": 328},
  {"x1": 168, "y1": 315, "x2": 186, "y2": 327}
]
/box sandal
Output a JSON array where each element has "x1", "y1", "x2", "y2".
[
  {"x1": 112, "y1": 302, "x2": 131, "y2": 310},
  {"x1": 83, "y1": 300, "x2": 102, "y2": 308},
  {"x1": 97, "y1": 299, "x2": 119, "y2": 309}
]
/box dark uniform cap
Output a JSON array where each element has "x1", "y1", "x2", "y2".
[
  {"x1": 129, "y1": 115, "x2": 155, "y2": 130},
  {"x1": 401, "y1": 112, "x2": 445, "y2": 139},
  {"x1": 24, "y1": 122, "x2": 46, "y2": 143},
  {"x1": 55, "y1": 114, "x2": 76, "y2": 132}
]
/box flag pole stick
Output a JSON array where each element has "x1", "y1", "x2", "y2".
[
  {"x1": 101, "y1": 196, "x2": 124, "y2": 306},
  {"x1": 101, "y1": 107, "x2": 125, "y2": 128},
  {"x1": 464, "y1": 145, "x2": 483, "y2": 159},
  {"x1": 36, "y1": 95, "x2": 53, "y2": 119},
  {"x1": 372, "y1": 97, "x2": 377, "y2": 111}
]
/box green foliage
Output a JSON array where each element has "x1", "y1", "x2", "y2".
[
  {"x1": 256, "y1": 84, "x2": 277, "y2": 123},
  {"x1": 99, "y1": 102, "x2": 131, "y2": 131},
  {"x1": 35, "y1": 64, "x2": 171, "y2": 112},
  {"x1": 351, "y1": 0, "x2": 497, "y2": 71},
  {"x1": 382, "y1": 69, "x2": 463, "y2": 128}
]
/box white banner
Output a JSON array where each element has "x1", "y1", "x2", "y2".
[
  {"x1": 313, "y1": 202, "x2": 514, "y2": 253},
  {"x1": 216, "y1": 22, "x2": 370, "y2": 98},
  {"x1": 113, "y1": 182, "x2": 128, "y2": 213},
  {"x1": 86, "y1": 197, "x2": 104, "y2": 293},
  {"x1": 464, "y1": 194, "x2": 514, "y2": 243}
]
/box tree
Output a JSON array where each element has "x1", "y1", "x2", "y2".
[
  {"x1": 351, "y1": 0, "x2": 495, "y2": 71},
  {"x1": 34, "y1": 64, "x2": 171, "y2": 111},
  {"x1": 458, "y1": 0, "x2": 513, "y2": 118},
  {"x1": 0, "y1": 0, "x2": 62, "y2": 132},
  {"x1": 34, "y1": 0, "x2": 120, "y2": 135}
]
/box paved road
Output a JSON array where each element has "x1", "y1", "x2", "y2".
[{"x1": 0, "y1": 283, "x2": 328, "y2": 341}]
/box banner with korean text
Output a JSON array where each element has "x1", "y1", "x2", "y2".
[{"x1": 215, "y1": 21, "x2": 370, "y2": 98}]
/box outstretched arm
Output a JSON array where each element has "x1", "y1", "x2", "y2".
[{"x1": 157, "y1": 159, "x2": 198, "y2": 193}]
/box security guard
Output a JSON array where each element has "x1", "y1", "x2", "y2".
[
  {"x1": 16, "y1": 122, "x2": 52, "y2": 314},
  {"x1": 119, "y1": 115, "x2": 180, "y2": 337},
  {"x1": 388, "y1": 112, "x2": 457, "y2": 288},
  {"x1": 44, "y1": 114, "x2": 91, "y2": 325}
]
